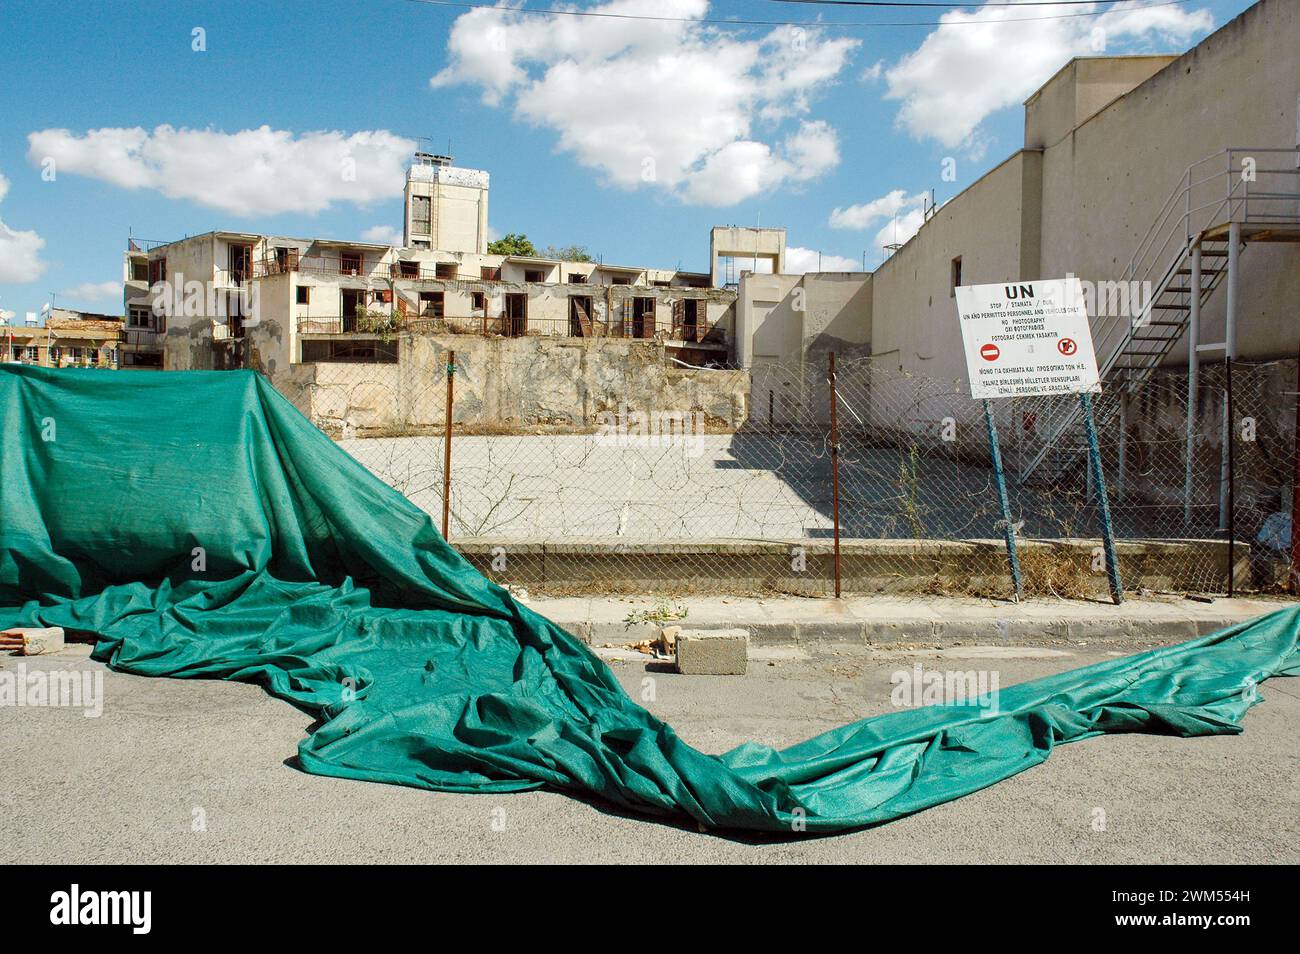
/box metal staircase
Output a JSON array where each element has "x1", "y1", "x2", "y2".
[{"x1": 1019, "y1": 146, "x2": 1300, "y2": 485}]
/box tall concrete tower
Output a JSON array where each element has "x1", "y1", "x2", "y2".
[{"x1": 402, "y1": 152, "x2": 490, "y2": 253}]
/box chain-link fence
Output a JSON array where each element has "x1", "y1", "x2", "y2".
[{"x1": 289, "y1": 345, "x2": 1298, "y2": 599}]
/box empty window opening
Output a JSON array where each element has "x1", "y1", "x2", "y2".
[
  {"x1": 296, "y1": 285, "x2": 310, "y2": 305},
  {"x1": 341, "y1": 289, "x2": 365, "y2": 331},
  {"x1": 301, "y1": 338, "x2": 399, "y2": 364},
  {"x1": 419, "y1": 291, "x2": 445, "y2": 318},
  {"x1": 435, "y1": 262, "x2": 458, "y2": 280},
  {"x1": 569, "y1": 296, "x2": 594, "y2": 337},
  {"x1": 950, "y1": 255, "x2": 962, "y2": 296},
  {"x1": 504, "y1": 293, "x2": 527, "y2": 337},
  {"x1": 524, "y1": 269, "x2": 545, "y2": 283},
  {"x1": 632, "y1": 297, "x2": 656, "y2": 338},
  {"x1": 229, "y1": 244, "x2": 253, "y2": 285},
  {"x1": 340, "y1": 250, "x2": 363, "y2": 276},
  {"x1": 273, "y1": 246, "x2": 300, "y2": 273}
]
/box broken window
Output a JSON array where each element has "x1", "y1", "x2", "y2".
[
  {"x1": 568, "y1": 274, "x2": 588, "y2": 284},
  {"x1": 396, "y1": 260, "x2": 420, "y2": 279},
  {"x1": 481, "y1": 266, "x2": 502, "y2": 281},
  {"x1": 273, "y1": 246, "x2": 300, "y2": 273},
  {"x1": 471, "y1": 292, "x2": 485, "y2": 310},
  {"x1": 632, "y1": 297, "x2": 656, "y2": 338},
  {"x1": 435, "y1": 262, "x2": 457, "y2": 280},
  {"x1": 524, "y1": 269, "x2": 545, "y2": 283},
  {"x1": 130, "y1": 258, "x2": 148, "y2": 282},
  {"x1": 296, "y1": 286, "x2": 310, "y2": 305}
]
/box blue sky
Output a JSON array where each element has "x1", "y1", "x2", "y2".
[{"x1": 0, "y1": 0, "x2": 1251, "y2": 320}]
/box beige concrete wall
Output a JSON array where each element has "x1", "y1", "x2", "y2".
[
  {"x1": 869, "y1": 151, "x2": 1034, "y2": 385},
  {"x1": 862, "y1": 0, "x2": 1298, "y2": 405},
  {"x1": 1035, "y1": 0, "x2": 1300, "y2": 362},
  {"x1": 1025, "y1": 56, "x2": 1177, "y2": 149}
]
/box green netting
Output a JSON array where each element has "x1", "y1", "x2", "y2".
[{"x1": 2, "y1": 365, "x2": 1295, "y2": 833}]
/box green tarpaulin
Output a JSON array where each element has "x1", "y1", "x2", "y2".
[{"x1": 2, "y1": 365, "x2": 1296, "y2": 833}]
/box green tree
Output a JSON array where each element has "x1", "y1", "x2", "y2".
[
  {"x1": 487, "y1": 233, "x2": 537, "y2": 256},
  {"x1": 541, "y1": 244, "x2": 593, "y2": 263}
]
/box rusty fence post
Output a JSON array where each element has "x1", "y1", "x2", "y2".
[
  {"x1": 828, "y1": 352, "x2": 843, "y2": 598},
  {"x1": 442, "y1": 349, "x2": 455, "y2": 540},
  {"x1": 1291, "y1": 342, "x2": 1300, "y2": 593}
]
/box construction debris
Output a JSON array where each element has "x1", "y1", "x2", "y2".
[{"x1": 0, "y1": 626, "x2": 66, "y2": 655}]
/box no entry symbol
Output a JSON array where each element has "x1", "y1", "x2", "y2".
[
  {"x1": 1057, "y1": 337, "x2": 1077, "y2": 356},
  {"x1": 980, "y1": 343, "x2": 1000, "y2": 362}
]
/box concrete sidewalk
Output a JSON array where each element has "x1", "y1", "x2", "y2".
[{"x1": 527, "y1": 593, "x2": 1300, "y2": 648}]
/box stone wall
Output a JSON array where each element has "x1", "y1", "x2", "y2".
[{"x1": 276, "y1": 333, "x2": 750, "y2": 434}]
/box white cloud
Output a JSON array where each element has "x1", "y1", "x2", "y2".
[
  {"x1": 883, "y1": 1, "x2": 1214, "y2": 150},
  {"x1": 27, "y1": 126, "x2": 417, "y2": 216},
  {"x1": 361, "y1": 224, "x2": 403, "y2": 245},
  {"x1": 829, "y1": 188, "x2": 928, "y2": 231},
  {"x1": 785, "y1": 246, "x2": 861, "y2": 273},
  {"x1": 59, "y1": 280, "x2": 121, "y2": 302},
  {"x1": 874, "y1": 207, "x2": 927, "y2": 258},
  {"x1": 431, "y1": 0, "x2": 856, "y2": 205},
  {"x1": 0, "y1": 173, "x2": 47, "y2": 283}
]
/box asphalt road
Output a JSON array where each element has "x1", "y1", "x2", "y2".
[{"x1": 2, "y1": 644, "x2": 1296, "y2": 864}]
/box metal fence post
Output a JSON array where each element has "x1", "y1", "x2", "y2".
[
  {"x1": 442, "y1": 349, "x2": 455, "y2": 540},
  {"x1": 983, "y1": 398, "x2": 1023, "y2": 601},
  {"x1": 828, "y1": 352, "x2": 842, "y2": 598},
  {"x1": 1080, "y1": 392, "x2": 1124, "y2": 604}
]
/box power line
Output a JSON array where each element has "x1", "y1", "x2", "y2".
[
  {"x1": 770, "y1": 0, "x2": 1119, "y2": 6},
  {"x1": 397, "y1": 0, "x2": 1195, "y2": 29}
]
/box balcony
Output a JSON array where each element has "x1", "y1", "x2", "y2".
[{"x1": 254, "y1": 253, "x2": 376, "y2": 279}]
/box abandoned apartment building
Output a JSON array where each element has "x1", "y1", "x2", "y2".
[
  {"x1": 2, "y1": 309, "x2": 127, "y2": 369},
  {"x1": 122, "y1": 154, "x2": 790, "y2": 429}
]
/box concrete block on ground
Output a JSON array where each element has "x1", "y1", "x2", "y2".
[
  {"x1": 675, "y1": 628, "x2": 748, "y2": 675},
  {"x1": 0, "y1": 626, "x2": 66, "y2": 655}
]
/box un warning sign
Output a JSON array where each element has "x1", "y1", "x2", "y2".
[{"x1": 955, "y1": 278, "x2": 1101, "y2": 399}]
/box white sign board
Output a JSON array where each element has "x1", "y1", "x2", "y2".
[{"x1": 955, "y1": 277, "x2": 1101, "y2": 399}]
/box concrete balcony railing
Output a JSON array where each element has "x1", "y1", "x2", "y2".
[{"x1": 296, "y1": 312, "x2": 729, "y2": 348}]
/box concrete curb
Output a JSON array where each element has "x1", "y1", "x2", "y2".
[{"x1": 537, "y1": 596, "x2": 1296, "y2": 649}]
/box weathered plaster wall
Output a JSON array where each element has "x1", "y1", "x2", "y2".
[{"x1": 280, "y1": 335, "x2": 750, "y2": 434}]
